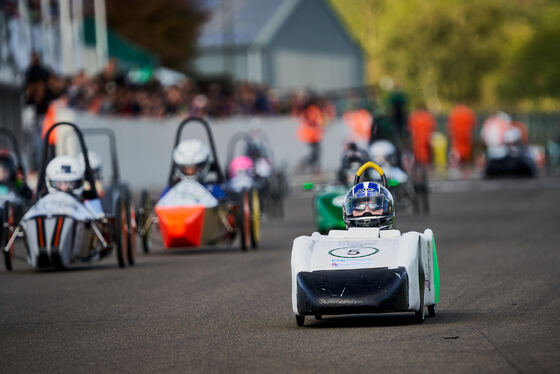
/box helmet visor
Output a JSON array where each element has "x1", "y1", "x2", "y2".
[
  {"x1": 345, "y1": 195, "x2": 392, "y2": 217},
  {"x1": 49, "y1": 179, "x2": 83, "y2": 192},
  {"x1": 177, "y1": 159, "x2": 209, "y2": 179}
]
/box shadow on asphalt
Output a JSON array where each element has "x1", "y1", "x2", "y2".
[
  {"x1": 147, "y1": 245, "x2": 249, "y2": 256},
  {"x1": 298, "y1": 311, "x2": 467, "y2": 328},
  {"x1": 2, "y1": 262, "x2": 123, "y2": 274}
]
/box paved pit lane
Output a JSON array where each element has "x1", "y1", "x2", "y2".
[{"x1": 1, "y1": 179, "x2": 559, "y2": 373}]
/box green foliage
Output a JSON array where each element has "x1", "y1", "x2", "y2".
[
  {"x1": 329, "y1": 0, "x2": 560, "y2": 109},
  {"x1": 496, "y1": 4, "x2": 560, "y2": 101}
]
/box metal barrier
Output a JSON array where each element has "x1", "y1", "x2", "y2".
[{"x1": 435, "y1": 112, "x2": 560, "y2": 144}]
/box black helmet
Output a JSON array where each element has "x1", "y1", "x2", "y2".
[
  {"x1": 0, "y1": 152, "x2": 16, "y2": 184},
  {"x1": 337, "y1": 143, "x2": 370, "y2": 187}
]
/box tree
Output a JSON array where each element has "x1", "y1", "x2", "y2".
[
  {"x1": 329, "y1": 0, "x2": 559, "y2": 109},
  {"x1": 105, "y1": 0, "x2": 208, "y2": 70},
  {"x1": 374, "y1": 0, "x2": 514, "y2": 107},
  {"x1": 496, "y1": 3, "x2": 560, "y2": 103}
]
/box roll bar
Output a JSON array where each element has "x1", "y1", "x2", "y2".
[
  {"x1": 225, "y1": 132, "x2": 252, "y2": 175},
  {"x1": 0, "y1": 128, "x2": 27, "y2": 179},
  {"x1": 168, "y1": 117, "x2": 225, "y2": 185},
  {"x1": 61, "y1": 127, "x2": 120, "y2": 184},
  {"x1": 354, "y1": 161, "x2": 388, "y2": 188},
  {"x1": 36, "y1": 122, "x2": 99, "y2": 199}
]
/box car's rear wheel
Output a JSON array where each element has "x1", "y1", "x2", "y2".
[
  {"x1": 2, "y1": 202, "x2": 14, "y2": 271},
  {"x1": 113, "y1": 198, "x2": 127, "y2": 268},
  {"x1": 296, "y1": 315, "x2": 305, "y2": 327},
  {"x1": 137, "y1": 190, "x2": 152, "y2": 253},
  {"x1": 239, "y1": 190, "x2": 251, "y2": 251},
  {"x1": 250, "y1": 188, "x2": 260, "y2": 249},
  {"x1": 125, "y1": 192, "x2": 136, "y2": 266}
]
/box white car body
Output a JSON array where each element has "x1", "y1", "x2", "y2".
[
  {"x1": 291, "y1": 227, "x2": 439, "y2": 320},
  {"x1": 21, "y1": 192, "x2": 106, "y2": 268}
]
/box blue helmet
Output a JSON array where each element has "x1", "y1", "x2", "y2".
[{"x1": 343, "y1": 181, "x2": 395, "y2": 229}]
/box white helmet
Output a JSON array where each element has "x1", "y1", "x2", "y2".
[
  {"x1": 46, "y1": 155, "x2": 85, "y2": 195},
  {"x1": 78, "y1": 151, "x2": 102, "y2": 180},
  {"x1": 173, "y1": 139, "x2": 211, "y2": 181},
  {"x1": 369, "y1": 140, "x2": 397, "y2": 166}
]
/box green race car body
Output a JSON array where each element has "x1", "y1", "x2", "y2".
[{"x1": 314, "y1": 185, "x2": 347, "y2": 234}]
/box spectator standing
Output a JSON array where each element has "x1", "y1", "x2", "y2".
[
  {"x1": 447, "y1": 104, "x2": 476, "y2": 163},
  {"x1": 342, "y1": 108, "x2": 372, "y2": 149},
  {"x1": 296, "y1": 98, "x2": 326, "y2": 174},
  {"x1": 389, "y1": 85, "x2": 408, "y2": 138},
  {"x1": 408, "y1": 104, "x2": 436, "y2": 166},
  {"x1": 24, "y1": 51, "x2": 52, "y2": 171}
]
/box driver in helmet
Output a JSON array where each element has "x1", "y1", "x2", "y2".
[
  {"x1": 163, "y1": 138, "x2": 225, "y2": 199},
  {"x1": 342, "y1": 181, "x2": 395, "y2": 229},
  {"x1": 337, "y1": 143, "x2": 370, "y2": 188},
  {"x1": 45, "y1": 155, "x2": 85, "y2": 197},
  {"x1": 0, "y1": 152, "x2": 17, "y2": 186},
  {"x1": 0, "y1": 150, "x2": 33, "y2": 199}
]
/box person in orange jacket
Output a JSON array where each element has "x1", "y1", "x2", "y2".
[
  {"x1": 342, "y1": 108, "x2": 372, "y2": 149},
  {"x1": 408, "y1": 104, "x2": 436, "y2": 166},
  {"x1": 296, "y1": 98, "x2": 327, "y2": 174},
  {"x1": 447, "y1": 104, "x2": 476, "y2": 163}
]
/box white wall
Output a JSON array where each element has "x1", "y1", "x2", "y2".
[{"x1": 73, "y1": 112, "x2": 350, "y2": 192}]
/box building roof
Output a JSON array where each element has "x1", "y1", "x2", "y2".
[
  {"x1": 84, "y1": 18, "x2": 158, "y2": 69},
  {"x1": 198, "y1": 0, "x2": 299, "y2": 48}
]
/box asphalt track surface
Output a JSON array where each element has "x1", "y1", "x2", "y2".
[{"x1": 1, "y1": 178, "x2": 559, "y2": 373}]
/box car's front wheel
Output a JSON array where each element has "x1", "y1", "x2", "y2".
[
  {"x1": 428, "y1": 304, "x2": 437, "y2": 317},
  {"x1": 2, "y1": 201, "x2": 14, "y2": 271}
]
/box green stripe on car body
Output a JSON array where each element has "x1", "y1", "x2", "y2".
[{"x1": 432, "y1": 235, "x2": 440, "y2": 304}]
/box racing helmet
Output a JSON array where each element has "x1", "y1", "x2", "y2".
[
  {"x1": 0, "y1": 151, "x2": 16, "y2": 184},
  {"x1": 78, "y1": 151, "x2": 102, "y2": 181},
  {"x1": 229, "y1": 155, "x2": 254, "y2": 178},
  {"x1": 173, "y1": 139, "x2": 211, "y2": 181},
  {"x1": 46, "y1": 155, "x2": 85, "y2": 195},
  {"x1": 342, "y1": 181, "x2": 395, "y2": 229},
  {"x1": 369, "y1": 140, "x2": 397, "y2": 166},
  {"x1": 245, "y1": 139, "x2": 263, "y2": 161}
]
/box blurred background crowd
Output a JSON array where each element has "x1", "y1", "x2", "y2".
[
  {"x1": 25, "y1": 55, "x2": 318, "y2": 118},
  {"x1": 1, "y1": 0, "x2": 559, "y2": 176}
]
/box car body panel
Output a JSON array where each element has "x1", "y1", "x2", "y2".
[
  {"x1": 291, "y1": 227, "x2": 439, "y2": 316},
  {"x1": 314, "y1": 186, "x2": 346, "y2": 233},
  {"x1": 156, "y1": 179, "x2": 230, "y2": 248},
  {"x1": 21, "y1": 192, "x2": 103, "y2": 268}
]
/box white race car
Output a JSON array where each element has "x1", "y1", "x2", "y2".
[
  {"x1": 3, "y1": 122, "x2": 131, "y2": 271},
  {"x1": 291, "y1": 162, "x2": 440, "y2": 326}
]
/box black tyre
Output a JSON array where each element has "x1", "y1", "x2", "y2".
[
  {"x1": 113, "y1": 198, "x2": 127, "y2": 268},
  {"x1": 250, "y1": 188, "x2": 260, "y2": 249},
  {"x1": 138, "y1": 190, "x2": 152, "y2": 253},
  {"x1": 2, "y1": 202, "x2": 14, "y2": 271},
  {"x1": 296, "y1": 315, "x2": 305, "y2": 327},
  {"x1": 239, "y1": 190, "x2": 251, "y2": 251},
  {"x1": 415, "y1": 261, "x2": 426, "y2": 323},
  {"x1": 314, "y1": 315, "x2": 322, "y2": 321},
  {"x1": 124, "y1": 191, "x2": 136, "y2": 266},
  {"x1": 428, "y1": 304, "x2": 437, "y2": 317}
]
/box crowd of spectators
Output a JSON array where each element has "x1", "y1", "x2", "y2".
[{"x1": 24, "y1": 56, "x2": 325, "y2": 119}]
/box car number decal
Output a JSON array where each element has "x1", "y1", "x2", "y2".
[{"x1": 328, "y1": 246, "x2": 379, "y2": 259}]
